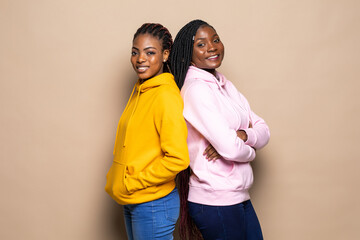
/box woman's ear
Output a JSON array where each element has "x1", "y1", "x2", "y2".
[{"x1": 162, "y1": 49, "x2": 170, "y2": 62}]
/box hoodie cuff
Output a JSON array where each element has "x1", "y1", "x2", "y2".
[{"x1": 244, "y1": 128, "x2": 257, "y2": 147}]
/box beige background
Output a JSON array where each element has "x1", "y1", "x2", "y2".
[{"x1": 1, "y1": 0, "x2": 359, "y2": 239}]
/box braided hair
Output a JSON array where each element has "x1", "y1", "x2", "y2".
[
  {"x1": 170, "y1": 19, "x2": 213, "y2": 89},
  {"x1": 172, "y1": 20, "x2": 214, "y2": 240},
  {"x1": 133, "y1": 23, "x2": 173, "y2": 73}
]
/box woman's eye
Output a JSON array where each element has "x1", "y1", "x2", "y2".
[
  {"x1": 147, "y1": 51, "x2": 155, "y2": 55},
  {"x1": 214, "y1": 38, "x2": 220, "y2": 43},
  {"x1": 131, "y1": 51, "x2": 137, "y2": 56},
  {"x1": 197, "y1": 43, "x2": 205, "y2": 47}
]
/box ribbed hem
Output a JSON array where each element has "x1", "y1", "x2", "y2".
[
  {"x1": 115, "y1": 181, "x2": 176, "y2": 205},
  {"x1": 188, "y1": 185, "x2": 250, "y2": 206}
]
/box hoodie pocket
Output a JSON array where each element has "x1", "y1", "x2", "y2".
[
  {"x1": 105, "y1": 162, "x2": 129, "y2": 198},
  {"x1": 206, "y1": 159, "x2": 236, "y2": 190},
  {"x1": 227, "y1": 162, "x2": 254, "y2": 190},
  {"x1": 206, "y1": 160, "x2": 254, "y2": 191},
  {"x1": 207, "y1": 158, "x2": 235, "y2": 178}
]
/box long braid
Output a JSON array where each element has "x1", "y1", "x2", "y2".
[
  {"x1": 172, "y1": 20, "x2": 212, "y2": 240},
  {"x1": 134, "y1": 23, "x2": 173, "y2": 72},
  {"x1": 170, "y1": 19, "x2": 212, "y2": 89}
]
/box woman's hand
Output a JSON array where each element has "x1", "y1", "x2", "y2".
[
  {"x1": 203, "y1": 144, "x2": 221, "y2": 161},
  {"x1": 238, "y1": 122, "x2": 257, "y2": 151},
  {"x1": 236, "y1": 130, "x2": 248, "y2": 142},
  {"x1": 236, "y1": 122, "x2": 252, "y2": 142},
  {"x1": 204, "y1": 122, "x2": 254, "y2": 161}
]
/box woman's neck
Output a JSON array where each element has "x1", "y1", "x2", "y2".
[{"x1": 202, "y1": 68, "x2": 218, "y2": 80}]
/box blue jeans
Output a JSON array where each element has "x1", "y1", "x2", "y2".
[
  {"x1": 123, "y1": 188, "x2": 179, "y2": 240},
  {"x1": 188, "y1": 200, "x2": 263, "y2": 240}
]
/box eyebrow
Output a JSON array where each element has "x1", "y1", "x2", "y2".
[
  {"x1": 132, "y1": 46, "x2": 158, "y2": 51},
  {"x1": 195, "y1": 34, "x2": 219, "y2": 41}
]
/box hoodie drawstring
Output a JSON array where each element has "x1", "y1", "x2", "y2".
[
  {"x1": 113, "y1": 85, "x2": 137, "y2": 155},
  {"x1": 123, "y1": 84, "x2": 142, "y2": 147}
]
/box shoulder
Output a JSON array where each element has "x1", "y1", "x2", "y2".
[
  {"x1": 182, "y1": 77, "x2": 214, "y2": 94},
  {"x1": 154, "y1": 84, "x2": 183, "y2": 106},
  {"x1": 182, "y1": 82, "x2": 213, "y2": 104},
  {"x1": 181, "y1": 83, "x2": 220, "y2": 111}
]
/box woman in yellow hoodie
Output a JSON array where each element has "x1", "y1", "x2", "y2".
[{"x1": 105, "y1": 23, "x2": 190, "y2": 240}]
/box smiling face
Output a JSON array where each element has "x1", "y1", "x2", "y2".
[
  {"x1": 131, "y1": 34, "x2": 169, "y2": 81},
  {"x1": 192, "y1": 25, "x2": 224, "y2": 75}
]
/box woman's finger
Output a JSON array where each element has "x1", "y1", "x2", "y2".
[
  {"x1": 203, "y1": 144, "x2": 215, "y2": 155},
  {"x1": 206, "y1": 147, "x2": 220, "y2": 160}
]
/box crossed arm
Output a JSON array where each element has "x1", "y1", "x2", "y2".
[{"x1": 204, "y1": 122, "x2": 253, "y2": 161}]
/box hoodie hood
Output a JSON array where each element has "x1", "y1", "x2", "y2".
[
  {"x1": 186, "y1": 66, "x2": 226, "y2": 89},
  {"x1": 137, "y1": 73, "x2": 177, "y2": 93}
]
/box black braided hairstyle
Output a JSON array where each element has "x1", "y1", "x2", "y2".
[
  {"x1": 170, "y1": 19, "x2": 214, "y2": 89},
  {"x1": 133, "y1": 23, "x2": 173, "y2": 73},
  {"x1": 172, "y1": 20, "x2": 215, "y2": 240}
]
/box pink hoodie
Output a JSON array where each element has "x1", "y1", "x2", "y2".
[{"x1": 181, "y1": 66, "x2": 270, "y2": 206}]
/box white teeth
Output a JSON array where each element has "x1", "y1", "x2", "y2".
[
  {"x1": 207, "y1": 55, "x2": 218, "y2": 59},
  {"x1": 137, "y1": 67, "x2": 148, "y2": 72}
]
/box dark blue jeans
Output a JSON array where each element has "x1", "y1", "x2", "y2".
[{"x1": 188, "y1": 200, "x2": 263, "y2": 240}]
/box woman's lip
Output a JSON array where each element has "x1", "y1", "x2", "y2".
[
  {"x1": 136, "y1": 66, "x2": 149, "y2": 73},
  {"x1": 206, "y1": 54, "x2": 220, "y2": 60}
]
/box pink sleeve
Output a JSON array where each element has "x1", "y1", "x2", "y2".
[
  {"x1": 239, "y1": 93, "x2": 270, "y2": 149},
  {"x1": 183, "y1": 83, "x2": 255, "y2": 163}
]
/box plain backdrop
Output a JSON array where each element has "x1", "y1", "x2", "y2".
[{"x1": 1, "y1": 0, "x2": 360, "y2": 239}]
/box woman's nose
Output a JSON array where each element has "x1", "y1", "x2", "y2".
[
  {"x1": 208, "y1": 42, "x2": 217, "y2": 52},
  {"x1": 137, "y1": 52, "x2": 146, "y2": 63}
]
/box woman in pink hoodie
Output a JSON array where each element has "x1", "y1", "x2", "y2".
[{"x1": 170, "y1": 20, "x2": 270, "y2": 240}]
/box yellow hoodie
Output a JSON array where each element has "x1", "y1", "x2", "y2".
[{"x1": 105, "y1": 73, "x2": 190, "y2": 205}]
